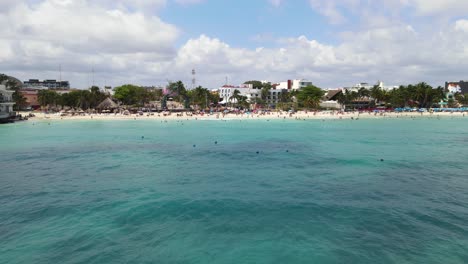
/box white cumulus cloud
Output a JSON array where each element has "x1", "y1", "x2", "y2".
[
  {"x1": 2, "y1": 0, "x2": 468, "y2": 89},
  {"x1": 404, "y1": 0, "x2": 468, "y2": 15},
  {"x1": 0, "y1": 0, "x2": 179, "y2": 86},
  {"x1": 269, "y1": 0, "x2": 282, "y2": 8}
]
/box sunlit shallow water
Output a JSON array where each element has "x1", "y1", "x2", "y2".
[{"x1": 1, "y1": 118, "x2": 468, "y2": 263}]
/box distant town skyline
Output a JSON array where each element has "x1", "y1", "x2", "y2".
[{"x1": 1, "y1": 0, "x2": 468, "y2": 89}]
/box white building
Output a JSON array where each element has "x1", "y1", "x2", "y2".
[
  {"x1": 103, "y1": 86, "x2": 115, "y2": 96},
  {"x1": 218, "y1": 84, "x2": 262, "y2": 104},
  {"x1": 217, "y1": 84, "x2": 287, "y2": 106},
  {"x1": 216, "y1": 78, "x2": 315, "y2": 107},
  {"x1": 275, "y1": 79, "x2": 313, "y2": 90},
  {"x1": 0, "y1": 84, "x2": 15, "y2": 120},
  {"x1": 345, "y1": 81, "x2": 397, "y2": 92},
  {"x1": 265, "y1": 89, "x2": 288, "y2": 105}
]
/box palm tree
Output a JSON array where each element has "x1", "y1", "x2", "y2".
[
  {"x1": 237, "y1": 95, "x2": 249, "y2": 109},
  {"x1": 191, "y1": 86, "x2": 210, "y2": 109},
  {"x1": 336, "y1": 90, "x2": 347, "y2": 109},
  {"x1": 297, "y1": 85, "x2": 324, "y2": 110},
  {"x1": 349, "y1": 90, "x2": 359, "y2": 101},
  {"x1": 168, "y1": 81, "x2": 187, "y2": 103},
  {"x1": 357, "y1": 87, "x2": 370, "y2": 99},
  {"x1": 261, "y1": 84, "x2": 271, "y2": 105},
  {"x1": 370, "y1": 85, "x2": 383, "y2": 105},
  {"x1": 303, "y1": 96, "x2": 320, "y2": 109},
  {"x1": 414, "y1": 82, "x2": 428, "y2": 107},
  {"x1": 455, "y1": 92, "x2": 468, "y2": 106},
  {"x1": 230, "y1": 89, "x2": 241, "y2": 108},
  {"x1": 89, "y1": 86, "x2": 106, "y2": 109},
  {"x1": 277, "y1": 91, "x2": 292, "y2": 110},
  {"x1": 5, "y1": 80, "x2": 27, "y2": 110},
  {"x1": 448, "y1": 98, "x2": 458, "y2": 108},
  {"x1": 38, "y1": 90, "x2": 53, "y2": 109}
]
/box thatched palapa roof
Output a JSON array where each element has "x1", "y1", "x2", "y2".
[
  {"x1": 97, "y1": 97, "x2": 118, "y2": 109},
  {"x1": 324, "y1": 89, "x2": 342, "y2": 101}
]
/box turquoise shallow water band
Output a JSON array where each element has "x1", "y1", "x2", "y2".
[{"x1": 1, "y1": 118, "x2": 467, "y2": 263}]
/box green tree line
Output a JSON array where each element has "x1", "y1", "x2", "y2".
[
  {"x1": 113, "y1": 84, "x2": 163, "y2": 106},
  {"x1": 337, "y1": 82, "x2": 448, "y2": 109},
  {"x1": 187, "y1": 86, "x2": 220, "y2": 109},
  {"x1": 243, "y1": 80, "x2": 324, "y2": 110},
  {"x1": 4, "y1": 72, "x2": 465, "y2": 111},
  {"x1": 38, "y1": 86, "x2": 108, "y2": 109}
]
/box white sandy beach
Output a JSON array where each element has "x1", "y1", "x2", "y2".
[{"x1": 20, "y1": 110, "x2": 468, "y2": 122}]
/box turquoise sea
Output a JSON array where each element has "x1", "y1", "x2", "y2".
[{"x1": 1, "y1": 117, "x2": 468, "y2": 263}]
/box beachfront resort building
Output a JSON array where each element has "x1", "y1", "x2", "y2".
[
  {"x1": 218, "y1": 84, "x2": 288, "y2": 107},
  {"x1": 218, "y1": 84, "x2": 257, "y2": 104},
  {"x1": 20, "y1": 89, "x2": 40, "y2": 110},
  {"x1": 217, "y1": 79, "x2": 315, "y2": 107},
  {"x1": 274, "y1": 79, "x2": 313, "y2": 90},
  {"x1": 0, "y1": 83, "x2": 16, "y2": 120},
  {"x1": 19, "y1": 88, "x2": 79, "y2": 109},
  {"x1": 445, "y1": 81, "x2": 468, "y2": 94},
  {"x1": 318, "y1": 81, "x2": 399, "y2": 110},
  {"x1": 24, "y1": 79, "x2": 70, "y2": 89},
  {"x1": 345, "y1": 81, "x2": 397, "y2": 92},
  {"x1": 266, "y1": 89, "x2": 288, "y2": 105}
]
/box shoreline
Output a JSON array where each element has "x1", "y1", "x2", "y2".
[{"x1": 20, "y1": 111, "x2": 468, "y2": 122}]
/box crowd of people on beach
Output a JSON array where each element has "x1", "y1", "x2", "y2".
[{"x1": 19, "y1": 108, "x2": 468, "y2": 122}]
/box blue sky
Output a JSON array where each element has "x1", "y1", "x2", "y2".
[
  {"x1": 2, "y1": 0, "x2": 468, "y2": 88},
  {"x1": 160, "y1": 0, "x2": 335, "y2": 48}
]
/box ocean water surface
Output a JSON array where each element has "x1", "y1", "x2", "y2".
[{"x1": 1, "y1": 118, "x2": 468, "y2": 263}]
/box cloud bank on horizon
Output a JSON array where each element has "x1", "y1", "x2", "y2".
[{"x1": 1, "y1": 0, "x2": 468, "y2": 89}]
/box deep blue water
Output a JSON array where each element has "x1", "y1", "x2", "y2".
[{"x1": 1, "y1": 118, "x2": 468, "y2": 263}]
